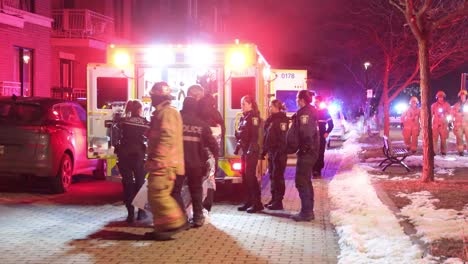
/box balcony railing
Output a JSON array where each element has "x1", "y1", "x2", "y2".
[
  {"x1": 0, "y1": 81, "x2": 21, "y2": 96},
  {"x1": 52, "y1": 9, "x2": 114, "y2": 41},
  {"x1": 0, "y1": 0, "x2": 33, "y2": 13}
]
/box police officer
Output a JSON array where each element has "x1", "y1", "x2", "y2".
[
  {"x1": 236, "y1": 95, "x2": 264, "y2": 213},
  {"x1": 431, "y1": 90, "x2": 451, "y2": 156},
  {"x1": 144, "y1": 82, "x2": 187, "y2": 240},
  {"x1": 116, "y1": 100, "x2": 150, "y2": 223},
  {"x1": 288, "y1": 90, "x2": 319, "y2": 222},
  {"x1": 261, "y1": 99, "x2": 289, "y2": 210},
  {"x1": 312, "y1": 95, "x2": 334, "y2": 178},
  {"x1": 401, "y1": 96, "x2": 421, "y2": 153},
  {"x1": 451, "y1": 90, "x2": 468, "y2": 156},
  {"x1": 180, "y1": 96, "x2": 219, "y2": 227}
]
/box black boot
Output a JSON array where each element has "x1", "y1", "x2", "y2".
[
  {"x1": 267, "y1": 201, "x2": 284, "y2": 210},
  {"x1": 126, "y1": 205, "x2": 135, "y2": 223},
  {"x1": 137, "y1": 209, "x2": 148, "y2": 221},
  {"x1": 237, "y1": 203, "x2": 252, "y2": 211},
  {"x1": 246, "y1": 203, "x2": 264, "y2": 213}
]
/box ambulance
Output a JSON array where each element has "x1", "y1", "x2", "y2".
[{"x1": 86, "y1": 42, "x2": 271, "y2": 184}]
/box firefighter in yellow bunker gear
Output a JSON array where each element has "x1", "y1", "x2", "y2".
[
  {"x1": 144, "y1": 81, "x2": 187, "y2": 240},
  {"x1": 431, "y1": 90, "x2": 451, "y2": 156},
  {"x1": 451, "y1": 90, "x2": 468, "y2": 156},
  {"x1": 401, "y1": 96, "x2": 420, "y2": 153}
]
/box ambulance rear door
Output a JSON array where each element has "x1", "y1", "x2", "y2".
[{"x1": 86, "y1": 64, "x2": 134, "y2": 159}]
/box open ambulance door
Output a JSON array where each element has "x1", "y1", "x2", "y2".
[{"x1": 86, "y1": 64, "x2": 134, "y2": 160}]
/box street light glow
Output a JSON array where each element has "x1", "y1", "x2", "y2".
[{"x1": 364, "y1": 61, "x2": 371, "y2": 70}]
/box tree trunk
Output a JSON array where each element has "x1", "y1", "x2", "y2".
[
  {"x1": 383, "y1": 56, "x2": 390, "y2": 136},
  {"x1": 418, "y1": 39, "x2": 434, "y2": 182}
]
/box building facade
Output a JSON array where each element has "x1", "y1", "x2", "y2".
[
  {"x1": 0, "y1": 0, "x2": 228, "y2": 99},
  {"x1": 0, "y1": 0, "x2": 53, "y2": 97}
]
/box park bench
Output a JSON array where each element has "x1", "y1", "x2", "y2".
[{"x1": 378, "y1": 135, "x2": 411, "y2": 172}]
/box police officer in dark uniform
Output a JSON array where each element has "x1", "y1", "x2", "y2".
[
  {"x1": 313, "y1": 95, "x2": 334, "y2": 178},
  {"x1": 287, "y1": 90, "x2": 319, "y2": 222},
  {"x1": 235, "y1": 95, "x2": 264, "y2": 213},
  {"x1": 116, "y1": 100, "x2": 150, "y2": 223},
  {"x1": 261, "y1": 99, "x2": 289, "y2": 210},
  {"x1": 180, "y1": 96, "x2": 219, "y2": 227}
]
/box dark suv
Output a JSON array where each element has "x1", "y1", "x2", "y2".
[{"x1": 0, "y1": 96, "x2": 105, "y2": 193}]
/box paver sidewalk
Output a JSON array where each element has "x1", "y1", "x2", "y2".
[{"x1": 0, "y1": 150, "x2": 342, "y2": 264}]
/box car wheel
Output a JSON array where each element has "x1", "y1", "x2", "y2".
[
  {"x1": 93, "y1": 159, "x2": 107, "y2": 180},
  {"x1": 51, "y1": 154, "x2": 73, "y2": 193}
]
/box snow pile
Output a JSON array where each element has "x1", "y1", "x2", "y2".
[
  {"x1": 329, "y1": 130, "x2": 466, "y2": 263},
  {"x1": 405, "y1": 155, "x2": 468, "y2": 168},
  {"x1": 397, "y1": 191, "x2": 468, "y2": 243}
]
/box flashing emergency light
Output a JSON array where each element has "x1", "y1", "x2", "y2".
[
  {"x1": 145, "y1": 47, "x2": 175, "y2": 65},
  {"x1": 319, "y1": 102, "x2": 327, "y2": 110},
  {"x1": 232, "y1": 162, "x2": 242, "y2": 171},
  {"x1": 187, "y1": 46, "x2": 214, "y2": 65},
  {"x1": 114, "y1": 52, "x2": 130, "y2": 67},
  {"x1": 395, "y1": 102, "x2": 408, "y2": 115},
  {"x1": 262, "y1": 67, "x2": 271, "y2": 81},
  {"x1": 438, "y1": 108, "x2": 443, "y2": 113},
  {"x1": 229, "y1": 50, "x2": 247, "y2": 69},
  {"x1": 328, "y1": 103, "x2": 340, "y2": 115},
  {"x1": 464, "y1": 105, "x2": 468, "y2": 113}
]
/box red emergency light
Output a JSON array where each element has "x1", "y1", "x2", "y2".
[{"x1": 232, "y1": 162, "x2": 242, "y2": 171}]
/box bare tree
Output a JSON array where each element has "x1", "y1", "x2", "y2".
[{"x1": 389, "y1": 0, "x2": 468, "y2": 182}]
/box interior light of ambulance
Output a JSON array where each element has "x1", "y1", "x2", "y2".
[
  {"x1": 145, "y1": 48, "x2": 175, "y2": 65},
  {"x1": 114, "y1": 52, "x2": 130, "y2": 67},
  {"x1": 232, "y1": 162, "x2": 242, "y2": 171},
  {"x1": 187, "y1": 46, "x2": 214, "y2": 65},
  {"x1": 229, "y1": 50, "x2": 247, "y2": 69}
]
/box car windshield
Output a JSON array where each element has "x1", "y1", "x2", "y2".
[{"x1": 0, "y1": 102, "x2": 44, "y2": 124}]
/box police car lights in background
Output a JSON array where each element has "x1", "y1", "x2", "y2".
[
  {"x1": 395, "y1": 102, "x2": 408, "y2": 115},
  {"x1": 328, "y1": 103, "x2": 341, "y2": 116}
]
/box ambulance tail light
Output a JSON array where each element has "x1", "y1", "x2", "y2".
[{"x1": 232, "y1": 162, "x2": 242, "y2": 171}]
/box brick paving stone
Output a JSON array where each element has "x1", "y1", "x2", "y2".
[{"x1": 0, "y1": 150, "x2": 342, "y2": 264}]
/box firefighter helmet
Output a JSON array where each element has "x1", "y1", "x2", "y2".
[
  {"x1": 187, "y1": 84, "x2": 204, "y2": 101},
  {"x1": 435, "y1": 90, "x2": 446, "y2": 99},
  {"x1": 409, "y1": 96, "x2": 419, "y2": 104},
  {"x1": 150, "y1": 82, "x2": 171, "y2": 96},
  {"x1": 458, "y1": 90, "x2": 467, "y2": 97},
  {"x1": 150, "y1": 82, "x2": 173, "y2": 107}
]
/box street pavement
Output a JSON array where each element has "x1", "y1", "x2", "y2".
[{"x1": 0, "y1": 151, "x2": 342, "y2": 264}]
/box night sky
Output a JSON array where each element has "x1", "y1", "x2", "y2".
[{"x1": 224, "y1": 0, "x2": 467, "y2": 103}]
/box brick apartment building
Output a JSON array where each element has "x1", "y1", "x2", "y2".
[
  {"x1": 0, "y1": 0, "x2": 228, "y2": 100},
  {"x1": 0, "y1": 0, "x2": 53, "y2": 97}
]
